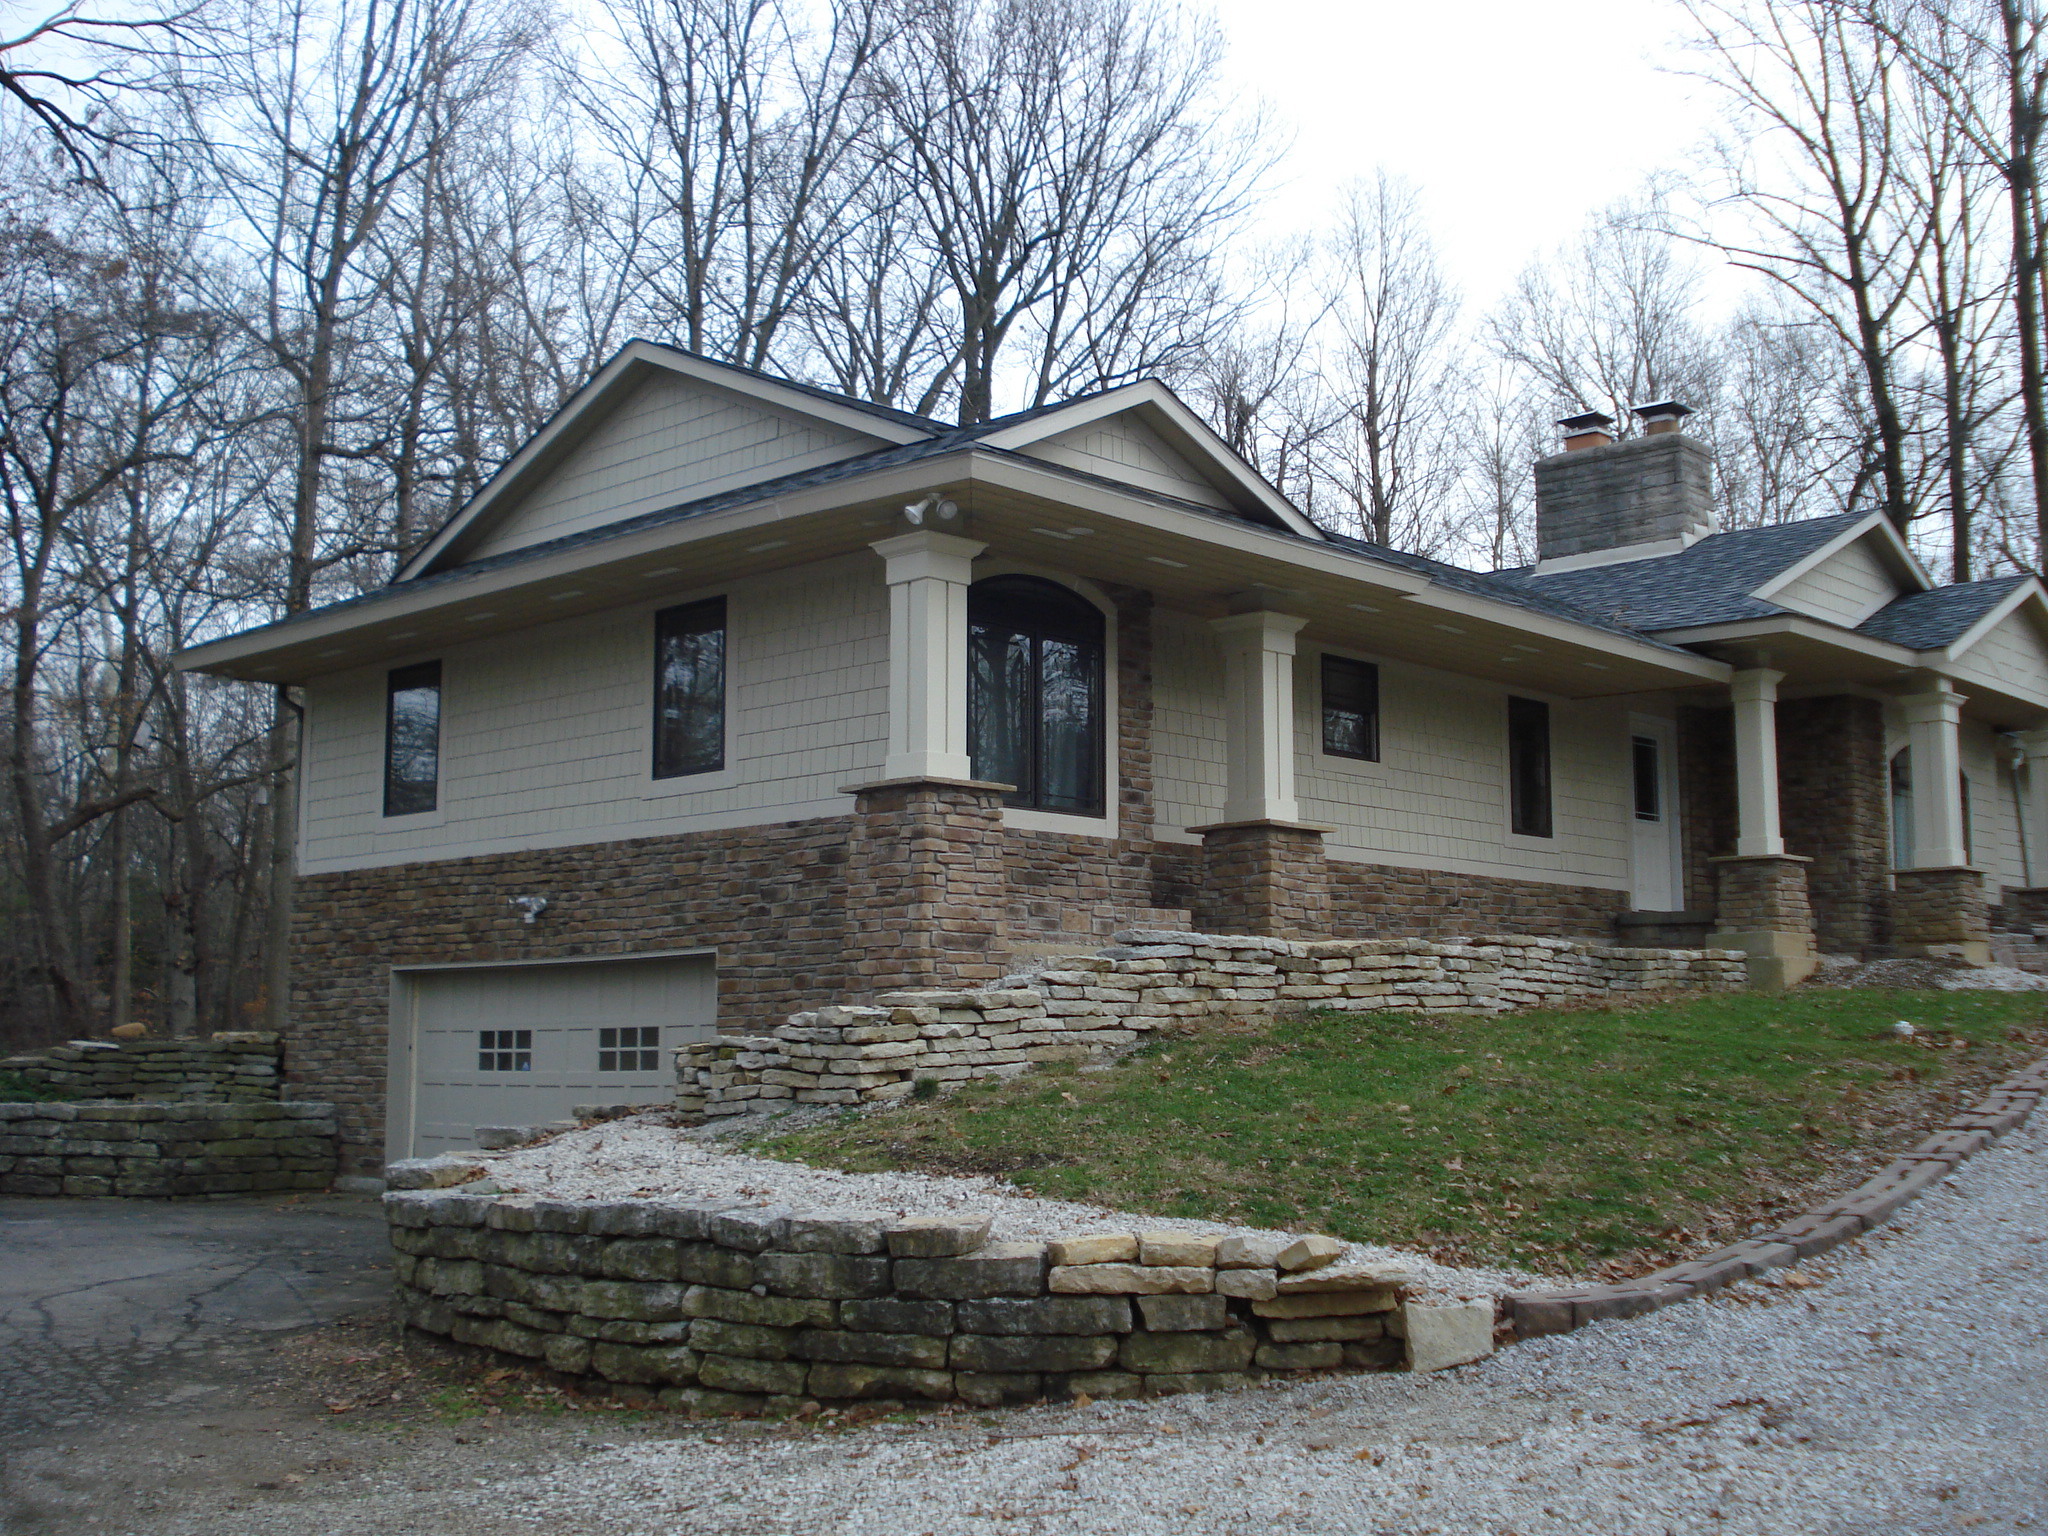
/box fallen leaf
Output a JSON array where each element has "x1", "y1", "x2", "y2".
[
  {"x1": 1778, "y1": 1271, "x2": 1821, "y2": 1288},
  {"x1": 1071, "y1": 1392, "x2": 1093, "y2": 1409}
]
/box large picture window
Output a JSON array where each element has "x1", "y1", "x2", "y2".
[
  {"x1": 383, "y1": 660, "x2": 441, "y2": 816},
  {"x1": 1507, "y1": 696, "x2": 1553, "y2": 838},
  {"x1": 654, "y1": 597, "x2": 726, "y2": 779},
  {"x1": 1321, "y1": 654, "x2": 1379, "y2": 761},
  {"x1": 968, "y1": 576, "x2": 1106, "y2": 815}
]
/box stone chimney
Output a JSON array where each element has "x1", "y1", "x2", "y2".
[{"x1": 1533, "y1": 402, "x2": 1715, "y2": 569}]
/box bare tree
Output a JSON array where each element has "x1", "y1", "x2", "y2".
[
  {"x1": 881, "y1": 0, "x2": 1264, "y2": 423},
  {"x1": 570, "y1": 0, "x2": 888, "y2": 372},
  {"x1": 177, "y1": 0, "x2": 536, "y2": 1027},
  {"x1": 1490, "y1": 195, "x2": 1723, "y2": 435},
  {"x1": 1678, "y1": 0, "x2": 1930, "y2": 535},
  {"x1": 0, "y1": 178, "x2": 220, "y2": 1033},
  {"x1": 0, "y1": 0, "x2": 204, "y2": 179},
  {"x1": 1314, "y1": 174, "x2": 1468, "y2": 551}
]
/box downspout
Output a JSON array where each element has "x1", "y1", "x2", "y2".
[{"x1": 2006, "y1": 736, "x2": 2034, "y2": 889}]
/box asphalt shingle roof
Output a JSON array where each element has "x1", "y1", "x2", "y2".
[
  {"x1": 1492, "y1": 512, "x2": 1869, "y2": 631},
  {"x1": 1855, "y1": 576, "x2": 2026, "y2": 649},
  {"x1": 1319, "y1": 533, "x2": 1698, "y2": 650}
]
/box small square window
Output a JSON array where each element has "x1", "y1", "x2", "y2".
[
  {"x1": 598, "y1": 1026, "x2": 661, "y2": 1073},
  {"x1": 478, "y1": 1029, "x2": 532, "y2": 1072}
]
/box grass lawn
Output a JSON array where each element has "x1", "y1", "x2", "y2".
[{"x1": 757, "y1": 989, "x2": 2048, "y2": 1279}]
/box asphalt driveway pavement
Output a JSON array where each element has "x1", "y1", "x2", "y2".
[
  {"x1": 0, "y1": 1195, "x2": 390, "y2": 1440},
  {"x1": 1, "y1": 1128, "x2": 2046, "y2": 1535}
]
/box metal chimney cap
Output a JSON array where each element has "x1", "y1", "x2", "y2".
[
  {"x1": 1630, "y1": 401, "x2": 1695, "y2": 421},
  {"x1": 1558, "y1": 411, "x2": 1616, "y2": 432}
]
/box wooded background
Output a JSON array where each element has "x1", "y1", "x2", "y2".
[{"x1": 2, "y1": 0, "x2": 2043, "y2": 1046}]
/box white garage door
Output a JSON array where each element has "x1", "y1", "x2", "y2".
[{"x1": 402, "y1": 955, "x2": 716, "y2": 1157}]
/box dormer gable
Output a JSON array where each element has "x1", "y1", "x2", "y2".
[
  {"x1": 1751, "y1": 511, "x2": 1929, "y2": 628},
  {"x1": 976, "y1": 380, "x2": 1322, "y2": 539}
]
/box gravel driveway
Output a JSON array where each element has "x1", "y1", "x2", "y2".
[{"x1": 7, "y1": 1122, "x2": 2046, "y2": 1535}]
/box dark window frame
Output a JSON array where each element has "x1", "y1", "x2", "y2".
[
  {"x1": 1320, "y1": 653, "x2": 1380, "y2": 761},
  {"x1": 1631, "y1": 734, "x2": 1662, "y2": 822},
  {"x1": 967, "y1": 575, "x2": 1107, "y2": 816},
  {"x1": 383, "y1": 660, "x2": 442, "y2": 817},
  {"x1": 652, "y1": 596, "x2": 728, "y2": 780},
  {"x1": 1507, "y1": 696, "x2": 1553, "y2": 839}
]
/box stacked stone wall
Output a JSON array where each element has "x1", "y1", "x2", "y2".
[
  {"x1": 1325, "y1": 862, "x2": 1626, "y2": 939},
  {"x1": 679, "y1": 929, "x2": 1746, "y2": 1118},
  {"x1": 2, "y1": 1032, "x2": 281, "y2": 1101},
  {"x1": 0, "y1": 1100, "x2": 337, "y2": 1197},
  {"x1": 384, "y1": 1189, "x2": 1481, "y2": 1410},
  {"x1": 1778, "y1": 695, "x2": 1890, "y2": 952},
  {"x1": 1678, "y1": 705, "x2": 1737, "y2": 918}
]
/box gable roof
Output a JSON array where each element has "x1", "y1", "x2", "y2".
[
  {"x1": 1857, "y1": 575, "x2": 2032, "y2": 650},
  {"x1": 1494, "y1": 511, "x2": 1876, "y2": 631},
  {"x1": 401, "y1": 347, "x2": 1318, "y2": 579}
]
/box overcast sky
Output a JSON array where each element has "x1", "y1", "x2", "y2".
[{"x1": 1203, "y1": 0, "x2": 1725, "y2": 307}]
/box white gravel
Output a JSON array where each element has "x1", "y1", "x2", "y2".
[
  {"x1": 485, "y1": 1116, "x2": 1540, "y2": 1299},
  {"x1": 285, "y1": 1106, "x2": 2048, "y2": 1535}
]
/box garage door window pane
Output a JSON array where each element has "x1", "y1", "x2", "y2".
[
  {"x1": 599, "y1": 1026, "x2": 661, "y2": 1072},
  {"x1": 479, "y1": 1030, "x2": 532, "y2": 1071}
]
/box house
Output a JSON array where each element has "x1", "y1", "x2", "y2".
[{"x1": 177, "y1": 349, "x2": 2048, "y2": 1179}]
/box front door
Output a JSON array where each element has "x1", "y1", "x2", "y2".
[{"x1": 1628, "y1": 716, "x2": 1682, "y2": 911}]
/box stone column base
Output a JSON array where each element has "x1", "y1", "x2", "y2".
[
  {"x1": 1187, "y1": 819, "x2": 1332, "y2": 938},
  {"x1": 2003, "y1": 886, "x2": 2048, "y2": 933},
  {"x1": 1890, "y1": 866, "x2": 1991, "y2": 965},
  {"x1": 842, "y1": 776, "x2": 1013, "y2": 995},
  {"x1": 1709, "y1": 853, "x2": 1817, "y2": 990}
]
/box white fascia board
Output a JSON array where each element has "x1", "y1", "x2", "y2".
[
  {"x1": 1654, "y1": 613, "x2": 1922, "y2": 667},
  {"x1": 1749, "y1": 511, "x2": 1932, "y2": 603},
  {"x1": 974, "y1": 379, "x2": 1325, "y2": 542},
  {"x1": 397, "y1": 341, "x2": 933, "y2": 581},
  {"x1": 1934, "y1": 577, "x2": 2048, "y2": 663}
]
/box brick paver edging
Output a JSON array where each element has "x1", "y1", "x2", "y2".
[{"x1": 1503, "y1": 1053, "x2": 2048, "y2": 1338}]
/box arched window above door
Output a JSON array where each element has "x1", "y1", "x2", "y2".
[{"x1": 967, "y1": 576, "x2": 1106, "y2": 816}]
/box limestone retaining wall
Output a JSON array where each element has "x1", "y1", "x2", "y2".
[
  {"x1": 1, "y1": 1032, "x2": 283, "y2": 1101},
  {"x1": 385, "y1": 1184, "x2": 1495, "y2": 1409},
  {"x1": 680, "y1": 929, "x2": 1747, "y2": 1119},
  {"x1": 0, "y1": 1100, "x2": 339, "y2": 1197}
]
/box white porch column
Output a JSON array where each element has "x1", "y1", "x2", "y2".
[
  {"x1": 1730, "y1": 667, "x2": 1787, "y2": 857},
  {"x1": 1211, "y1": 610, "x2": 1307, "y2": 824},
  {"x1": 1901, "y1": 680, "x2": 1970, "y2": 869},
  {"x1": 870, "y1": 531, "x2": 987, "y2": 782},
  {"x1": 2017, "y1": 725, "x2": 2048, "y2": 886}
]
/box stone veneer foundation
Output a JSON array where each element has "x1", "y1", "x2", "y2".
[{"x1": 292, "y1": 825, "x2": 1649, "y2": 1177}]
